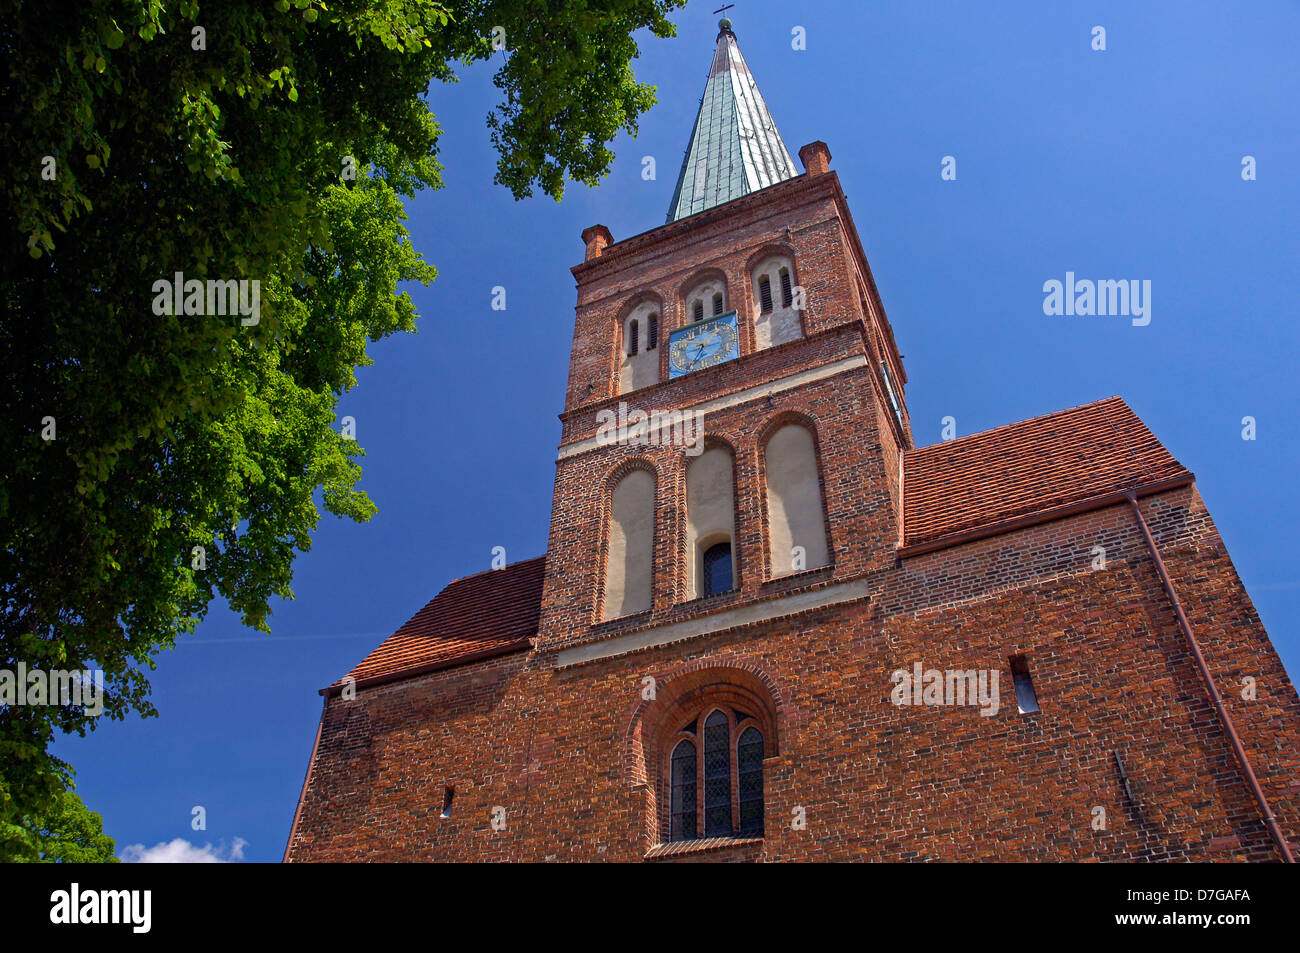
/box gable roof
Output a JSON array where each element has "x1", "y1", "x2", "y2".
[
  {"x1": 326, "y1": 555, "x2": 545, "y2": 694},
  {"x1": 901, "y1": 396, "x2": 1192, "y2": 553},
  {"x1": 666, "y1": 20, "x2": 800, "y2": 223}
]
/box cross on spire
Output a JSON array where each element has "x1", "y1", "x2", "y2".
[{"x1": 713, "y1": 4, "x2": 735, "y2": 16}]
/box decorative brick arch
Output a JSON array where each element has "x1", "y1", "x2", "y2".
[
  {"x1": 602, "y1": 455, "x2": 659, "y2": 492},
  {"x1": 677, "y1": 267, "x2": 730, "y2": 324},
  {"x1": 622, "y1": 660, "x2": 788, "y2": 788},
  {"x1": 616, "y1": 289, "x2": 665, "y2": 325},
  {"x1": 743, "y1": 242, "x2": 798, "y2": 278},
  {"x1": 756, "y1": 408, "x2": 821, "y2": 450}
]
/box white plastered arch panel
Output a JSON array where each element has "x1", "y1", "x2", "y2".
[
  {"x1": 685, "y1": 446, "x2": 736, "y2": 599},
  {"x1": 751, "y1": 255, "x2": 802, "y2": 349},
  {"x1": 604, "y1": 468, "x2": 655, "y2": 619},
  {"x1": 619, "y1": 300, "x2": 661, "y2": 393},
  {"x1": 764, "y1": 423, "x2": 829, "y2": 577}
]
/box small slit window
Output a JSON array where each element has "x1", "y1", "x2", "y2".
[
  {"x1": 647, "y1": 313, "x2": 658, "y2": 350},
  {"x1": 702, "y1": 542, "x2": 734, "y2": 597},
  {"x1": 779, "y1": 268, "x2": 793, "y2": 308},
  {"x1": 693, "y1": 301, "x2": 704, "y2": 322},
  {"x1": 758, "y1": 276, "x2": 773, "y2": 314},
  {"x1": 712, "y1": 292, "x2": 724, "y2": 316},
  {"x1": 440, "y1": 785, "x2": 455, "y2": 819},
  {"x1": 880, "y1": 360, "x2": 903, "y2": 429},
  {"x1": 627, "y1": 319, "x2": 639, "y2": 356},
  {"x1": 1011, "y1": 656, "x2": 1040, "y2": 714}
]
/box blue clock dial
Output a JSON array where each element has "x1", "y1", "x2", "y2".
[{"x1": 668, "y1": 312, "x2": 740, "y2": 378}]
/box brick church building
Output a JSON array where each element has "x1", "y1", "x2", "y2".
[{"x1": 286, "y1": 19, "x2": 1300, "y2": 862}]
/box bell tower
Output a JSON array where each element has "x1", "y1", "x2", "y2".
[{"x1": 537, "y1": 19, "x2": 912, "y2": 660}]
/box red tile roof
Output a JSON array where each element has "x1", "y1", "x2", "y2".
[
  {"x1": 902, "y1": 397, "x2": 1191, "y2": 551},
  {"x1": 327, "y1": 555, "x2": 545, "y2": 692}
]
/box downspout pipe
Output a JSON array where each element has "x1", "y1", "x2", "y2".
[{"x1": 1126, "y1": 490, "x2": 1294, "y2": 863}]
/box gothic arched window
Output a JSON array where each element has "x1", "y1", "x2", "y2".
[{"x1": 666, "y1": 708, "x2": 765, "y2": 842}]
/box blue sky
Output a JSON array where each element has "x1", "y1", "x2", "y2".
[{"x1": 55, "y1": 0, "x2": 1300, "y2": 862}]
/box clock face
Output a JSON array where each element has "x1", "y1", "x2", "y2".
[{"x1": 668, "y1": 312, "x2": 740, "y2": 378}]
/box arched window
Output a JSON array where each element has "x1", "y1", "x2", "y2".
[
  {"x1": 686, "y1": 446, "x2": 736, "y2": 600},
  {"x1": 686, "y1": 277, "x2": 726, "y2": 327},
  {"x1": 604, "y1": 468, "x2": 654, "y2": 619},
  {"x1": 764, "y1": 423, "x2": 830, "y2": 577},
  {"x1": 619, "y1": 301, "x2": 661, "y2": 393},
  {"x1": 752, "y1": 255, "x2": 802, "y2": 349},
  {"x1": 666, "y1": 709, "x2": 765, "y2": 842},
  {"x1": 702, "y1": 542, "x2": 733, "y2": 596}
]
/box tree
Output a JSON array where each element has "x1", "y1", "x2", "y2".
[
  {"x1": 5, "y1": 788, "x2": 118, "y2": 863},
  {"x1": 0, "y1": 0, "x2": 684, "y2": 859}
]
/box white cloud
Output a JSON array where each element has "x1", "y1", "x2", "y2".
[{"x1": 119, "y1": 837, "x2": 248, "y2": 863}]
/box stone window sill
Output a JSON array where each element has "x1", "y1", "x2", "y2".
[{"x1": 644, "y1": 836, "x2": 764, "y2": 860}]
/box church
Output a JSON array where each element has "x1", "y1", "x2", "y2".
[{"x1": 285, "y1": 19, "x2": 1300, "y2": 862}]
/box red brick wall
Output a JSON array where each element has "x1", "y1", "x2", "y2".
[{"x1": 285, "y1": 486, "x2": 1300, "y2": 862}]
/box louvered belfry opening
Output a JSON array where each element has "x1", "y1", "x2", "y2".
[{"x1": 665, "y1": 18, "x2": 801, "y2": 223}]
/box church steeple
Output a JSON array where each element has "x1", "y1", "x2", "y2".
[{"x1": 665, "y1": 17, "x2": 800, "y2": 222}]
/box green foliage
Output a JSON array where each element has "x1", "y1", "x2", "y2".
[
  {"x1": 0, "y1": 0, "x2": 683, "y2": 858},
  {"x1": 4, "y1": 788, "x2": 118, "y2": 863}
]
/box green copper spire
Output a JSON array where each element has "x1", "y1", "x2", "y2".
[{"x1": 666, "y1": 18, "x2": 800, "y2": 223}]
